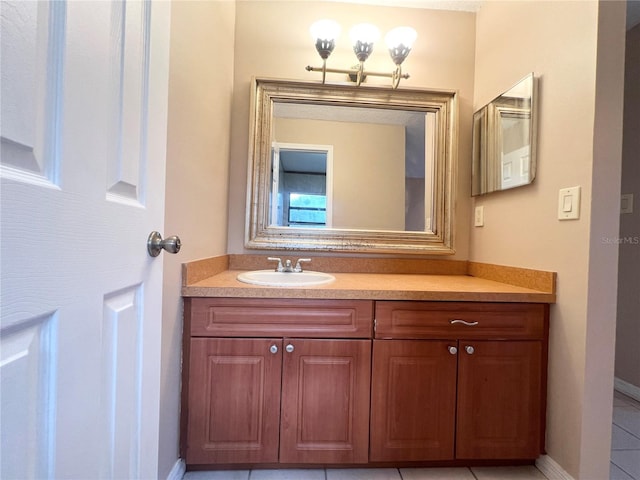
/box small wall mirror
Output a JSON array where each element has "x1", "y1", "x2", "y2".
[
  {"x1": 246, "y1": 78, "x2": 457, "y2": 254},
  {"x1": 472, "y1": 73, "x2": 538, "y2": 196}
]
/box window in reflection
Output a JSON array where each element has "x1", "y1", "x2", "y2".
[{"x1": 288, "y1": 193, "x2": 327, "y2": 227}]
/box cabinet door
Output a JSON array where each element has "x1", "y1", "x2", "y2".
[
  {"x1": 456, "y1": 341, "x2": 542, "y2": 459},
  {"x1": 370, "y1": 340, "x2": 458, "y2": 461},
  {"x1": 279, "y1": 339, "x2": 371, "y2": 464},
  {"x1": 186, "y1": 338, "x2": 282, "y2": 464}
]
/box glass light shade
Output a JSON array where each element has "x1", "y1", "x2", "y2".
[
  {"x1": 310, "y1": 20, "x2": 341, "y2": 60},
  {"x1": 349, "y1": 23, "x2": 380, "y2": 45},
  {"x1": 349, "y1": 23, "x2": 380, "y2": 62},
  {"x1": 385, "y1": 26, "x2": 417, "y2": 65},
  {"x1": 310, "y1": 19, "x2": 341, "y2": 42}
]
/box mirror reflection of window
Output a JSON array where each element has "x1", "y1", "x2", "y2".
[
  {"x1": 270, "y1": 143, "x2": 333, "y2": 227},
  {"x1": 288, "y1": 193, "x2": 327, "y2": 227}
]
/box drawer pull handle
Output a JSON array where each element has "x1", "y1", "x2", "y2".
[
  {"x1": 285, "y1": 344, "x2": 295, "y2": 353},
  {"x1": 269, "y1": 345, "x2": 278, "y2": 354},
  {"x1": 447, "y1": 346, "x2": 458, "y2": 355},
  {"x1": 450, "y1": 319, "x2": 479, "y2": 326}
]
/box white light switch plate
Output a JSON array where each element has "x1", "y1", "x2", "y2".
[
  {"x1": 474, "y1": 206, "x2": 484, "y2": 227},
  {"x1": 558, "y1": 186, "x2": 581, "y2": 220}
]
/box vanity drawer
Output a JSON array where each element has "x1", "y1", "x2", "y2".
[
  {"x1": 375, "y1": 301, "x2": 547, "y2": 340},
  {"x1": 187, "y1": 298, "x2": 373, "y2": 338}
]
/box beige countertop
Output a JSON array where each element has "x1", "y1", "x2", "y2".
[{"x1": 182, "y1": 269, "x2": 556, "y2": 303}]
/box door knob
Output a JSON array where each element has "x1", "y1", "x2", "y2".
[
  {"x1": 147, "y1": 231, "x2": 181, "y2": 257},
  {"x1": 270, "y1": 345, "x2": 279, "y2": 354},
  {"x1": 465, "y1": 345, "x2": 475, "y2": 355},
  {"x1": 447, "y1": 346, "x2": 458, "y2": 355},
  {"x1": 285, "y1": 344, "x2": 295, "y2": 353}
]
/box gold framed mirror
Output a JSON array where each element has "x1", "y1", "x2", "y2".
[{"x1": 246, "y1": 78, "x2": 458, "y2": 255}]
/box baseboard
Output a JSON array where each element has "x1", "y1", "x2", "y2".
[
  {"x1": 615, "y1": 377, "x2": 640, "y2": 402},
  {"x1": 166, "y1": 458, "x2": 186, "y2": 480},
  {"x1": 536, "y1": 455, "x2": 575, "y2": 480}
]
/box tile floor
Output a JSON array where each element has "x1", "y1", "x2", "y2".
[
  {"x1": 183, "y1": 390, "x2": 640, "y2": 480},
  {"x1": 611, "y1": 391, "x2": 640, "y2": 480},
  {"x1": 183, "y1": 466, "x2": 546, "y2": 480}
]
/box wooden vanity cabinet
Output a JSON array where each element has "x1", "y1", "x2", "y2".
[
  {"x1": 371, "y1": 301, "x2": 548, "y2": 462},
  {"x1": 182, "y1": 298, "x2": 373, "y2": 466},
  {"x1": 182, "y1": 297, "x2": 549, "y2": 467}
]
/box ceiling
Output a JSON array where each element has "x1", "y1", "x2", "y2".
[
  {"x1": 322, "y1": 0, "x2": 481, "y2": 11},
  {"x1": 329, "y1": 0, "x2": 640, "y2": 29}
]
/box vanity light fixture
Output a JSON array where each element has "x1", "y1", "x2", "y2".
[{"x1": 306, "y1": 20, "x2": 417, "y2": 89}]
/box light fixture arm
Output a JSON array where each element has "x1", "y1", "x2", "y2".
[{"x1": 305, "y1": 63, "x2": 410, "y2": 88}]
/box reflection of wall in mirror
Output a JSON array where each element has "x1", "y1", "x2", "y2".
[{"x1": 274, "y1": 117, "x2": 405, "y2": 230}]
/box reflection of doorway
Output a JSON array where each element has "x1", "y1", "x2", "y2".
[{"x1": 271, "y1": 143, "x2": 333, "y2": 227}]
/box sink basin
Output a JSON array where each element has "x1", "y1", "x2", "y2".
[{"x1": 236, "y1": 270, "x2": 336, "y2": 287}]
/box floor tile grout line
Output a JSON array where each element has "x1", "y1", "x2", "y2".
[
  {"x1": 614, "y1": 407, "x2": 640, "y2": 414},
  {"x1": 611, "y1": 461, "x2": 639, "y2": 480},
  {"x1": 614, "y1": 402, "x2": 640, "y2": 408},
  {"x1": 613, "y1": 421, "x2": 640, "y2": 440}
]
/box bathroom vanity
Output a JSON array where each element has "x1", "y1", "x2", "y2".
[{"x1": 180, "y1": 256, "x2": 554, "y2": 469}]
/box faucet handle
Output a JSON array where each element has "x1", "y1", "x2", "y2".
[
  {"x1": 267, "y1": 257, "x2": 283, "y2": 272},
  {"x1": 294, "y1": 258, "x2": 311, "y2": 272}
]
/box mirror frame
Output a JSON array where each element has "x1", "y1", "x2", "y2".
[{"x1": 246, "y1": 78, "x2": 458, "y2": 255}]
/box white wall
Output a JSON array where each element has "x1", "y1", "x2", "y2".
[
  {"x1": 159, "y1": 1, "x2": 235, "y2": 477},
  {"x1": 470, "y1": 1, "x2": 626, "y2": 478}
]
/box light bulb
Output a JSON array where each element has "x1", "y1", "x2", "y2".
[
  {"x1": 349, "y1": 23, "x2": 380, "y2": 45},
  {"x1": 310, "y1": 19, "x2": 341, "y2": 42}
]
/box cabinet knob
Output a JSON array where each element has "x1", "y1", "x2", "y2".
[
  {"x1": 465, "y1": 345, "x2": 475, "y2": 355},
  {"x1": 448, "y1": 346, "x2": 458, "y2": 355},
  {"x1": 285, "y1": 344, "x2": 295, "y2": 353},
  {"x1": 270, "y1": 344, "x2": 278, "y2": 354}
]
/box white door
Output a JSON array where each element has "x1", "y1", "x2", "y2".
[{"x1": 1, "y1": 1, "x2": 171, "y2": 479}]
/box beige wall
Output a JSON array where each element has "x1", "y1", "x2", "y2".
[
  {"x1": 275, "y1": 117, "x2": 405, "y2": 230},
  {"x1": 616, "y1": 22, "x2": 640, "y2": 389},
  {"x1": 471, "y1": 1, "x2": 626, "y2": 478},
  {"x1": 228, "y1": 1, "x2": 475, "y2": 256},
  {"x1": 160, "y1": 1, "x2": 235, "y2": 477}
]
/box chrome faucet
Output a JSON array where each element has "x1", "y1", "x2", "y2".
[
  {"x1": 267, "y1": 257, "x2": 311, "y2": 272},
  {"x1": 294, "y1": 258, "x2": 311, "y2": 272}
]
